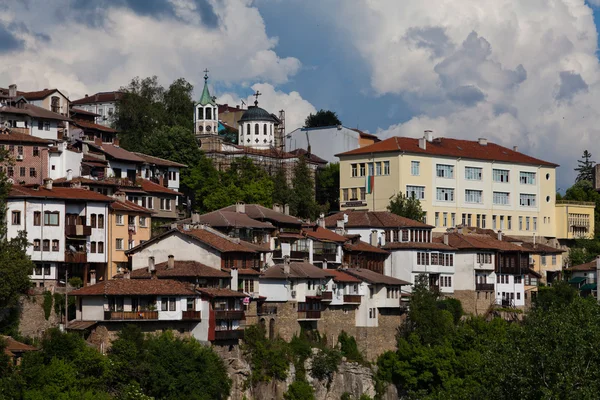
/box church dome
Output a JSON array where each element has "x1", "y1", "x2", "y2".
[{"x1": 238, "y1": 105, "x2": 277, "y2": 123}]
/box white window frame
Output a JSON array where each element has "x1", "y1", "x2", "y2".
[
  {"x1": 519, "y1": 194, "x2": 536, "y2": 207},
  {"x1": 465, "y1": 189, "x2": 483, "y2": 204},
  {"x1": 519, "y1": 172, "x2": 536, "y2": 185},
  {"x1": 406, "y1": 185, "x2": 425, "y2": 200},
  {"x1": 436, "y1": 187, "x2": 454, "y2": 202},
  {"x1": 493, "y1": 169, "x2": 509, "y2": 183},
  {"x1": 465, "y1": 167, "x2": 482, "y2": 181},
  {"x1": 493, "y1": 192, "x2": 510, "y2": 205},
  {"x1": 411, "y1": 161, "x2": 420, "y2": 176},
  {"x1": 436, "y1": 164, "x2": 454, "y2": 179}
]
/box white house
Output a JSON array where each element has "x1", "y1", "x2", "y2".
[
  {"x1": 259, "y1": 261, "x2": 334, "y2": 304},
  {"x1": 71, "y1": 92, "x2": 122, "y2": 127}
]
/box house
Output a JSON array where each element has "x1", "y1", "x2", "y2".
[
  {"x1": 133, "y1": 152, "x2": 186, "y2": 193},
  {"x1": 565, "y1": 258, "x2": 599, "y2": 299},
  {"x1": 0, "y1": 130, "x2": 54, "y2": 185},
  {"x1": 70, "y1": 118, "x2": 118, "y2": 144},
  {"x1": 342, "y1": 235, "x2": 390, "y2": 274},
  {"x1": 515, "y1": 239, "x2": 565, "y2": 284},
  {"x1": 6, "y1": 180, "x2": 113, "y2": 286},
  {"x1": 1, "y1": 336, "x2": 37, "y2": 365},
  {"x1": 300, "y1": 224, "x2": 347, "y2": 268},
  {"x1": 286, "y1": 125, "x2": 380, "y2": 164},
  {"x1": 0, "y1": 101, "x2": 71, "y2": 141},
  {"x1": 71, "y1": 91, "x2": 122, "y2": 127},
  {"x1": 47, "y1": 142, "x2": 84, "y2": 181},
  {"x1": 17, "y1": 87, "x2": 70, "y2": 116}
]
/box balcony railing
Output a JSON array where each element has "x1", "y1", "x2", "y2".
[
  {"x1": 273, "y1": 250, "x2": 283, "y2": 259},
  {"x1": 214, "y1": 310, "x2": 245, "y2": 320},
  {"x1": 476, "y1": 283, "x2": 495, "y2": 291},
  {"x1": 557, "y1": 200, "x2": 596, "y2": 206},
  {"x1": 321, "y1": 291, "x2": 333, "y2": 301},
  {"x1": 257, "y1": 305, "x2": 278, "y2": 315},
  {"x1": 313, "y1": 253, "x2": 337, "y2": 262},
  {"x1": 182, "y1": 311, "x2": 202, "y2": 320},
  {"x1": 343, "y1": 294, "x2": 362, "y2": 303},
  {"x1": 214, "y1": 329, "x2": 244, "y2": 341},
  {"x1": 65, "y1": 224, "x2": 92, "y2": 236},
  {"x1": 64, "y1": 251, "x2": 87, "y2": 263},
  {"x1": 104, "y1": 311, "x2": 158, "y2": 320},
  {"x1": 297, "y1": 310, "x2": 321, "y2": 320},
  {"x1": 290, "y1": 251, "x2": 309, "y2": 259}
]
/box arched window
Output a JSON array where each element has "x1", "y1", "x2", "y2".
[
  {"x1": 214, "y1": 107, "x2": 217, "y2": 119},
  {"x1": 240, "y1": 124, "x2": 243, "y2": 135},
  {"x1": 197, "y1": 108, "x2": 203, "y2": 120},
  {"x1": 264, "y1": 124, "x2": 267, "y2": 135},
  {"x1": 270, "y1": 124, "x2": 273, "y2": 135},
  {"x1": 255, "y1": 123, "x2": 259, "y2": 135},
  {"x1": 205, "y1": 107, "x2": 212, "y2": 120},
  {"x1": 247, "y1": 124, "x2": 250, "y2": 135}
]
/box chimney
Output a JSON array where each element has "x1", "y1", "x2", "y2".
[
  {"x1": 478, "y1": 138, "x2": 488, "y2": 146},
  {"x1": 236, "y1": 105, "x2": 240, "y2": 109},
  {"x1": 66, "y1": 169, "x2": 73, "y2": 181},
  {"x1": 114, "y1": 137, "x2": 120, "y2": 147},
  {"x1": 418, "y1": 137, "x2": 426, "y2": 150},
  {"x1": 513, "y1": 145, "x2": 518, "y2": 152},
  {"x1": 113, "y1": 191, "x2": 126, "y2": 203},
  {"x1": 424, "y1": 130, "x2": 433, "y2": 142},
  {"x1": 84, "y1": 94, "x2": 88, "y2": 98},
  {"x1": 43, "y1": 178, "x2": 53, "y2": 190},
  {"x1": 443, "y1": 233, "x2": 449, "y2": 246},
  {"x1": 236, "y1": 201, "x2": 245, "y2": 214},
  {"x1": 124, "y1": 269, "x2": 131, "y2": 279},
  {"x1": 94, "y1": 137, "x2": 102, "y2": 146},
  {"x1": 337, "y1": 125, "x2": 342, "y2": 130},
  {"x1": 148, "y1": 256, "x2": 155, "y2": 273},
  {"x1": 335, "y1": 219, "x2": 345, "y2": 235},
  {"x1": 273, "y1": 203, "x2": 281, "y2": 213},
  {"x1": 370, "y1": 230, "x2": 378, "y2": 247},
  {"x1": 497, "y1": 230, "x2": 503, "y2": 241},
  {"x1": 284, "y1": 204, "x2": 290, "y2": 215},
  {"x1": 167, "y1": 255, "x2": 175, "y2": 270},
  {"x1": 283, "y1": 255, "x2": 290, "y2": 275},
  {"x1": 191, "y1": 213, "x2": 200, "y2": 224},
  {"x1": 318, "y1": 213, "x2": 325, "y2": 228},
  {"x1": 8, "y1": 84, "x2": 16, "y2": 98},
  {"x1": 89, "y1": 270, "x2": 96, "y2": 285}
]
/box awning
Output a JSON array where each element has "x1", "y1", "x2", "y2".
[
  {"x1": 579, "y1": 283, "x2": 597, "y2": 291},
  {"x1": 568, "y1": 276, "x2": 586, "y2": 284},
  {"x1": 66, "y1": 321, "x2": 97, "y2": 330}
]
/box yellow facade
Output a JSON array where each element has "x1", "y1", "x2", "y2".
[
  {"x1": 339, "y1": 147, "x2": 563, "y2": 238},
  {"x1": 529, "y1": 252, "x2": 564, "y2": 283},
  {"x1": 107, "y1": 205, "x2": 152, "y2": 279},
  {"x1": 554, "y1": 201, "x2": 595, "y2": 240}
]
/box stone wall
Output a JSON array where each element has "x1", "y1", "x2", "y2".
[
  {"x1": 452, "y1": 290, "x2": 495, "y2": 316},
  {"x1": 18, "y1": 293, "x2": 61, "y2": 339},
  {"x1": 356, "y1": 309, "x2": 406, "y2": 360},
  {"x1": 258, "y1": 302, "x2": 301, "y2": 341},
  {"x1": 318, "y1": 305, "x2": 359, "y2": 348}
]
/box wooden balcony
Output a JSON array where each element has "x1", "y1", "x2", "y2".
[
  {"x1": 297, "y1": 310, "x2": 321, "y2": 320},
  {"x1": 214, "y1": 329, "x2": 244, "y2": 341},
  {"x1": 343, "y1": 294, "x2": 362, "y2": 304},
  {"x1": 257, "y1": 305, "x2": 278, "y2": 315},
  {"x1": 273, "y1": 250, "x2": 283, "y2": 259},
  {"x1": 104, "y1": 311, "x2": 158, "y2": 320},
  {"x1": 321, "y1": 291, "x2": 333, "y2": 301},
  {"x1": 290, "y1": 251, "x2": 309, "y2": 260},
  {"x1": 214, "y1": 310, "x2": 245, "y2": 320},
  {"x1": 476, "y1": 283, "x2": 495, "y2": 291},
  {"x1": 64, "y1": 251, "x2": 87, "y2": 263},
  {"x1": 313, "y1": 253, "x2": 337, "y2": 262},
  {"x1": 65, "y1": 224, "x2": 92, "y2": 236},
  {"x1": 182, "y1": 311, "x2": 202, "y2": 320}
]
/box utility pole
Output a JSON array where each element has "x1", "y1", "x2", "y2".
[{"x1": 64, "y1": 268, "x2": 68, "y2": 329}]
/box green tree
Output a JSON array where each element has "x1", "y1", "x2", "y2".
[
  {"x1": 562, "y1": 180, "x2": 600, "y2": 237},
  {"x1": 291, "y1": 156, "x2": 318, "y2": 220},
  {"x1": 163, "y1": 77, "x2": 194, "y2": 130},
  {"x1": 337, "y1": 331, "x2": 364, "y2": 364},
  {"x1": 310, "y1": 347, "x2": 342, "y2": 381},
  {"x1": 272, "y1": 166, "x2": 292, "y2": 207},
  {"x1": 316, "y1": 163, "x2": 340, "y2": 211},
  {"x1": 0, "y1": 231, "x2": 33, "y2": 310},
  {"x1": 284, "y1": 380, "x2": 315, "y2": 400},
  {"x1": 387, "y1": 192, "x2": 425, "y2": 223},
  {"x1": 575, "y1": 150, "x2": 596, "y2": 183},
  {"x1": 304, "y1": 109, "x2": 342, "y2": 128}
]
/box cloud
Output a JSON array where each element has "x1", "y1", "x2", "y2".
[
  {"x1": 555, "y1": 71, "x2": 589, "y2": 101},
  {"x1": 0, "y1": 0, "x2": 300, "y2": 98},
  {"x1": 0, "y1": 22, "x2": 24, "y2": 53}
]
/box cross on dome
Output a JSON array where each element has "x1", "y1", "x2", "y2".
[
  {"x1": 253, "y1": 90, "x2": 261, "y2": 106},
  {"x1": 203, "y1": 68, "x2": 209, "y2": 81}
]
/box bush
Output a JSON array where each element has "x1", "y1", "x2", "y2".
[
  {"x1": 310, "y1": 347, "x2": 342, "y2": 381},
  {"x1": 242, "y1": 324, "x2": 290, "y2": 385},
  {"x1": 42, "y1": 291, "x2": 53, "y2": 320},
  {"x1": 437, "y1": 298, "x2": 463, "y2": 324},
  {"x1": 338, "y1": 331, "x2": 364, "y2": 363},
  {"x1": 68, "y1": 277, "x2": 83, "y2": 288},
  {"x1": 341, "y1": 393, "x2": 352, "y2": 400},
  {"x1": 284, "y1": 380, "x2": 315, "y2": 400}
]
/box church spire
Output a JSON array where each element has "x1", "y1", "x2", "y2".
[{"x1": 199, "y1": 68, "x2": 216, "y2": 106}]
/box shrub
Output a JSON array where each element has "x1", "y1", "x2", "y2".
[
  {"x1": 68, "y1": 277, "x2": 83, "y2": 289},
  {"x1": 42, "y1": 291, "x2": 53, "y2": 320},
  {"x1": 341, "y1": 392, "x2": 352, "y2": 400},
  {"x1": 283, "y1": 380, "x2": 315, "y2": 400},
  {"x1": 338, "y1": 331, "x2": 364, "y2": 363},
  {"x1": 436, "y1": 298, "x2": 463, "y2": 324},
  {"x1": 242, "y1": 324, "x2": 290, "y2": 385},
  {"x1": 310, "y1": 347, "x2": 342, "y2": 381}
]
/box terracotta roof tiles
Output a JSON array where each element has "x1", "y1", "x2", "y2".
[
  {"x1": 8, "y1": 185, "x2": 114, "y2": 202},
  {"x1": 0, "y1": 131, "x2": 54, "y2": 144},
  {"x1": 72, "y1": 119, "x2": 117, "y2": 133},
  {"x1": 327, "y1": 269, "x2": 361, "y2": 283},
  {"x1": 325, "y1": 210, "x2": 432, "y2": 229},
  {"x1": 344, "y1": 268, "x2": 410, "y2": 286},
  {"x1": 132, "y1": 152, "x2": 187, "y2": 168},
  {"x1": 344, "y1": 240, "x2": 390, "y2": 254},
  {"x1": 70, "y1": 279, "x2": 196, "y2": 296},
  {"x1": 198, "y1": 288, "x2": 247, "y2": 298},
  {"x1": 220, "y1": 204, "x2": 303, "y2": 226},
  {"x1": 303, "y1": 226, "x2": 348, "y2": 243},
  {"x1": 71, "y1": 92, "x2": 123, "y2": 105},
  {"x1": 130, "y1": 261, "x2": 230, "y2": 279},
  {"x1": 110, "y1": 199, "x2": 153, "y2": 214},
  {"x1": 261, "y1": 262, "x2": 335, "y2": 280},
  {"x1": 139, "y1": 178, "x2": 182, "y2": 195}
]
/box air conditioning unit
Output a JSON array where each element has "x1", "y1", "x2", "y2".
[
  {"x1": 16, "y1": 155, "x2": 23, "y2": 161},
  {"x1": 291, "y1": 290, "x2": 296, "y2": 299}
]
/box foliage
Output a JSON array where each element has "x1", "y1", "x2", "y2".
[
  {"x1": 0, "y1": 231, "x2": 32, "y2": 310},
  {"x1": 341, "y1": 393, "x2": 352, "y2": 400},
  {"x1": 304, "y1": 109, "x2": 342, "y2": 128},
  {"x1": 53, "y1": 293, "x2": 76, "y2": 322},
  {"x1": 283, "y1": 380, "x2": 315, "y2": 400},
  {"x1": 316, "y1": 163, "x2": 340, "y2": 211},
  {"x1": 436, "y1": 298, "x2": 463, "y2": 324},
  {"x1": 575, "y1": 150, "x2": 596, "y2": 183},
  {"x1": 359, "y1": 395, "x2": 373, "y2": 400},
  {"x1": 338, "y1": 331, "x2": 364, "y2": 364},
  {"x1": 68, "y1": 277, "x2": 83, "y2": 289},
  {"x1": 565, "y1": 238, "x2": 600, "y2": 266},
  {"x1": 534, "y1": 281, "x2": 578, "y2": 311},
  {"x1": 42, "y1": 291, "x2": 53, "y2": 320},
  {"x1": 310, "y1": 347, "x2": 342, "y2": 381},
  {"x1": 291, "y1": 156, "x2": 319, "y2": 220},
  {"x1": 241, "y1": 324, "x2": 291, "y2": 386},
  {"x1": 561, "y1": 180, "x2": 600, "y2": 238},
  {"x1": 272, "y1": 166, "x2": 293, "y2": 207},
  {"x1": 387, "y1": 192, "x2": 425, "y2": 222}
]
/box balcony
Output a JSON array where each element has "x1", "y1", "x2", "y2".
[
  {"x1": 104, "y1": 311, "x2": 158, "y2": 320},
  {"x1": 213, "y1": 329, "x2": 244, "y2": 341},
  {"x1": 313, "y1": 253, "x2": 337, "y2": 262},
  {"x1": 273, "y1": 250, "x2": 283, "y2": 259},
  {"x1": 214, "y1": 310, "x2": 245, "y2": 320},
  {"x1": 476, "y1": 283, "x2": 495, "y2": 291},
  {"x1": 297, "y1": 310, "x2": 321, "y2": 320},
  {"x1": 65, "y1": 224, "x2": 92, "y2": 237},
  {"x1": 64, "y1": 251, "x2": 87, "y2": 263},
  {"x1": 182, "y1": 311, "x2": 202, "y2": 320},
  {"x1": 290, "y1": 251, "x2": 309, "y2": 260},
  {"x1": 321, "y1": 291, "x2": 333, "y2": 301},
  {"x1": 343, "y1": 294, "x2": 362, "y2": 304},
  {"x1": 257, "y1": 305, "x2": 278, "y2": 315}
]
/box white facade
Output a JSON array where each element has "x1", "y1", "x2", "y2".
[
  {"x1": 287, "y1": 125, "x2": 365, "y2": 164},
  {"x1": 86, "y1": 202, "x2": 109, "y2": 263},
  {"x1": 386, "y1": 249, "x2": 455, "y2": 294},
  {"x1": 74, "y1": 101, "x2": 117, "y2": 126},
  {"x1": 495, "y1": 274, "x2": 525, "y2": 307},
  {"x1": 107, "y1": 160, "x2": 137, "y2": 179},
  {"x1": 195, "y1": 103, "x2": 218, "y2": 135},
  {"x1": 238, "y1": 118, "x2": 276, "y2": 150},
  {"x1": 259, "y1": 277, "x2": 331, "y2": 303},
  {"x1": 48, "y1": 142, "x2": 83, "y2": 180}
]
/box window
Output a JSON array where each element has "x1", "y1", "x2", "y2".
[
  {"x1": 44, "y1": 211, "x2": 59, "y2": 226},
  {"x1": 520, "y1": 194, "x2": 536, "y2": 207},
  {"x1": 116, "y1": 214, "x2": 124, "y2": 225},
  {"x1": 140, "y1": 216, "x2": 147, "y2": 227},
  {"x1": 467, "y1": 214, "x2": 472, "y2": 226},
  {"x1": 187, "y1": 298, "x2": 195, "y2": 311},
  {"x1": 360, "y1": 187, "x2": 366, "y2": 200},
  {"x1": 476, "y1": 214, "x2": 481, "y2": 228},
  {"x1": 90, "y1": 242, "x2": 96, "y2": 253},
  {"x1": 11, "y1": 211, "x2": 21, "y2": 225},
  {"x1": 42, "y1": 239, "x2": 50, "y2": 252},
  {"x1": 44, "y1": 264, "x2": 51, "y2": 276},
  {"x1": 90, "y1": 214, "x2": 97, "y2": 228},
  {"x1": 451, "y1": 213, "x2": 456, "y2": 227},
  {"x1": 462, "y1": 213, "x2": 467, "y2": 226},
  {"x1": 541, "y1": 255, "x2": 547, "y2": 265},
  {"x1": 264, "y1": 124, "x2": 267, "y2": 135},
  {"x1": 342, "y1": 189, "x2": 348, "y2": 201},
  {"x1": 168, "y1": 171, "x2": 177, "y2": 181},
  {"x1": 443, "y1": 212, "x2": 448, "y2": 227},
  {"x1": 147, "y1": 197, "x2": 153, "y2": 209},
  {"x1": 98, "y1": 214, "x2": 104, "y2": 229},
  {"x1": 160, "y1": 198, "x2": 172, "y2": 210},
  {"x1": 411, "y1": 161, "x2": 420, "y2": 176},
  {"x1": 351, "y1": 164, "x2": 358, "y2": 177},
  {"x1": 515, "y1": 276, "x2": 522, "y2": 284},
  {"x1": 19, "y1": 167, "x2": 25, "y2": 177},
  {"x1": 368, "y1": 163, "x2": 374, "y2": 176},
  {"x1": 492, "y1": 215, "x2": 497, "y2": 230},
  {"x1": 500, "y1": 215, "x2": 504, "y2": 230},
  {"x1": 17, "y1": 146, "x2": 23, "y2": 156},
  {"x1": 383, "y1": 161, "x2": 390, "y2": 175},
  {"x1": 37, "y1": 120, "x2": 43, "y2": 130},
  {"x1": 376, "y1": 162, "x2": 382, "y2": 176},
  {"x1": 493, "y1": 169, "x2": 509, "y2": 183},
  {"x1": 33, "y1": 146, "x2": 39, "y2": 156},
  {"x1": 465, "y1": 167, "x2": 482, "y2": 180},
  {"x1": 436, "y1": 187, "x2": 454, "y2": 202},
  {"x1": 526, "y1": 217, "x2": 530, "y2": 231},
  {"x1": 482, "y1": 215, "x2": 487, "y2": 228},
  {"x1": 33, "y1": 239, "x2": 40, "y2": 251},
  {"x1": 465, "y1": 189, "x2": 483, "y2": 203},
  {"x1": 406, "y1": 185, "x2": 425, "y2": 200},
  {"x1": 52, "y1": 240, "x2": 59, "y2": 252},
  {"x1": 533, "y1": 217, "x2": 537, "y2": 231},
  {"x1": 508, "y1": 216, "x2": 512, "y2": 230},
  {"x1": 477, "y1": 253, "x2": 492, "y2": 264},
  {"x1": 552, "y1": 255, "x2": 557, "y2": 265},
  {"x1": 34, "y1": 211, "x2": 42, "y2": 226},
  {"x1": 435, "y1": 212, "x2": 439, "y2": 227},
  {"x1": 359, "y1": 163, "x2": 366, "y2": 177},
  {"x1": 519, "y1": 216, "x2": 523, "y2": 231},
  {"x1": 116, "y1": 238, "x2": 124, "y2": 250},
  {"x1": 520, "y1": 172, "x2": 536, "y2": 185},
  {"x1": 7, "y1": 167, "x2": 13, "y2": 177},
  {"x1": 436, "y1": 164, "x2": 454, "y2": 178},
  {"x1": 351, "y1": 188, "x2": 358, "y2": 200},
  {"x1": 44, "y1": 122, "x2": 50, "y2": 131},
  {"x1": 493, "y1": 192, "x2": 510, "y2": 205},
  {"x1": 98, "y1": 241, "x2": 104, "y2": 253},
  {"x1": 29, "y1": 168, "x2": 36, "y2": 177}
]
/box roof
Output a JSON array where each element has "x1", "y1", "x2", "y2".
[
  {"x1": 344, "y1": 240, "x2": 390, "y2": 254},
  {"x1": 179, "y1": 228, "x2": 257, "y2": 253},
  {"x1": 207, "y1": 145, "x2": 324, "y2": 164},
  {"x1": 325, "y1": 210, "x2": 432, "y2": 229},
  {"x1": 510, "y1": 241, "x2": 564, "y2": 254},
  {"x1": 350, "y1": 128, "x2": 380, "y2": 142},
  {"x1": 0, "y1": 131, "x2": 54, "y2": 144},
  {"x1": 303, "y1": 226, "x2": 348, "y2": 243},
  {"x1": 132, "y1": 152, "x2": 187, "y2": 168},
  {"x1": 1, "y1": 336, "x2": 37, "y2": 353},
  {"x1": 70, "y1": 279, "x2": 196, "y2": 296},
  {"x1": 568, "y1": 276, "x2": 587, "y2": 284},
  {"x1": 336, "y1": 136, "x2": 558, "y2": 167},
  {"x1": 197, "y1": 288, "x2": 247, "y2": 298},
  {"x1": 198, "y1": 79, "x2": 216, "y2": 106},
  {"x1": 238, "y1": 105, "x2": 278, "y2": 123},
  {"x1": 18, "y1": 88, "x2": 65, "y2": 101},
  {"x1": 220, "y1": 204, "x2": 303, "y2": 226},
  {"x1": 382, "y1": 242, "x2": 454, "y2": 251},
  {"x1": 566, "y1": 260, "x2": 597, "y2": 272},
  {"x1": 139, "y1": 178, "x2": 182, "y2": 195},
  {"x1": 182, "y1": 210, "x2": 275, "y2": 229},
  {"x1": 327, "y1": 269, "x2": 361, "y2": 283},
  {"x1": 579, "y1": 283, "x2": 597, "y2": 291},
  {"x1": 0, "y1": 103, "x2": 71, "y2": 121},
  {"x1": 8, "y1": 185, "x2": 114, "y2": 202},
  {"x1": 71, "y1": 91, "x2": 123, "y2": 105},
  {"x1": 70, "y1": 107, "x2": 100, "y2": 117},
  {"x1": 86, "y1": 142, "x2": 145, "y2": 162},
  {"x1": 110, "y1": 199, "x2": 153, "y2": 214},
  {"x1": 287, "y1": 149, "x2": 328, "y2": 165},
  {"x1": 53, "y1": 176, "x2": 140, "y2": 190},
  {"x1": 72, "y1": 119, "x2": 117, "y2": 133},
  {"x1": 131, "y1": 261, "x2": 230, "y2": 279},
  {"x1": 445, "y1": 233, "x2": 528, "y2": 252},
  {"x1": 261, "y1": 262, "x2": 335, "y2": 280},
  {"x1": 344, "y1": 268, "x2": 410, "y2": 286},
  {"x1": 218, "y1": 104, "x2": 244, "y2": 114}
]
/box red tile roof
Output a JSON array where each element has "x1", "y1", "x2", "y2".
[
  {"x1": 110, "y1": 199, "x2": 153, "y2": 214},
  {"x1": 336, "y1": 136, "x2": 558, "y2": 167},
  {"x1": 71, "y1": 91, "x2": 123, "y2": 105},
  {"x1": 132, "y1": 152, "x2": 187, "y2": 168},
  {"x1": 325, "y1": 210, "x2": 432, "y2": 229},
  {"x1": 178, "y1": 210, "x2": 275, "y2": 229},
  {"x1": 344, "y1": 240, "x2": 390, "y2": 254},
  {"x1": 220, "y1": 204, "x2": 303, "y2": 226},
  {"x1": 70, "y1": 279, "x2": 196, "y2": 296},
  {"x1": 179, "y1": 228, "x2": 256, "y2": 253},
  {"x1": 303, "y1": 226, "x2": 348, "y2": 243},
  {"x1": 139, "y1": 178, "x2": 182, "y2": 195},
  {"x1": 1, "y1": 336, "x2": 37, "y2": 353},
  {"x1": 70, "y1": 108, "x2": 99, "y2": 117},
  {"x1": 86, "y1": 142, "x2": 145, "y2": 162},
  {"x1": 445, "y1": 233, "x2": 527, "y2": 252},
  {"x1": 382, "y1": 241, "x2": 454, "y2": 251},
  {"x1": 0, "y1": 131, "x2": 54, "y2": 144},
  {"x1": 72, "y1": 119, "x2": 117, "y2": 133},
  {"x1": 344, "y1": 268, "x2": 410, "y2": 286},
  {"x1": 131, "y1": 261, "x2": 230, "y2": 279},
  {"x1": 566, "y1": 260, "x2": 597, "y2": 272},
  {"x1": 261, "y1": 262, "x2": 335, "y2": 280},
  {"x1": 327, "y1": 269, "x2": 361, "y2": 283},
  {"x1": 350, "y1": 128, "x2": 380, "y2": 142},
  {"x1": 18, "y1": 88, "x2": 64, "y2": 101},
  {"x1": 1, "y1": 103, "x2": 71, "y2": 121},
  {"x1": 198, "y1": 288, "x2": 247, "y2": 298},
  {"x1": 506, "y1": 240, "x2": 564, "y2": 254},
  {"x1": 287, "y1": 148, "x2": 328, "y2": 165},
  {"x1": 218, "y1": 104, "x2": 245, "y2": 114},
  {"x1": 8, "y1": 185, "x2": 114, "y2": 202}
]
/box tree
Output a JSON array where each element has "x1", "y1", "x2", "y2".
[
  {"x1": 272, "y1": 166, "x2": 293, "y2": 207},
  {"x1": 284, "y1": 380, "x2": 315, "y2": 400},
  {"x1": 575, "y1": 150, "x2": 596, "y2": 183},
  {"x1": 304, "y1": 109, "x2": 342, "y2": 128},
  {"x1": 387, "y1": 192, "x2": 425, "y2": 222},
  {"x1": 163, "y1": 77, "x2": 194, "y2": 130},
  {"x1": 316, "y1": 163, "x2": 340, "y2": 211},
  {"x1": 562, "y1": 180, "x2": 600, "y2": 238},
  {"x1": 291, "y1": 156, "x2": 319, "y2": 220}
]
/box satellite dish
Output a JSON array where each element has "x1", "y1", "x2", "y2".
[{"x1": 68, "y1": 245, "x2": 77, "y2": 252}]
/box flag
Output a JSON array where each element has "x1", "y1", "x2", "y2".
[{"x1": 366, "y1": 175, "x2": 374, "y2": 194}]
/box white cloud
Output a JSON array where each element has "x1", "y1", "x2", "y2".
[
  {"x1": 0, "y1": 0, "x2": 300, "y2": 99},
  {"x1": 328, "y1": 0, "x2": 600, "y2": 185}
]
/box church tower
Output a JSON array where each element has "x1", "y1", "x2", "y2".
[
  {"x1": 194, "y1": 70, "x2": 221, "y2": 151},
  {"x1": 238, "y1": 91, "x2": 278, "y2": 150}
]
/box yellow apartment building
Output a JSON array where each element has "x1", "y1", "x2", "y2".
[
  {"x1": 555, "y1": 201, "x2": 595, "y2": 240},
  {"x1": 336, "y1": 131, "x2": 592, "y2": 240},
  {"x1": 107, "y1": 194, "x2": 153, "y2": 279}
]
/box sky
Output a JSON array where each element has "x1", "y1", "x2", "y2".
[{"x1": 2, "y1": 0, "x2": 600, "y2": 191}]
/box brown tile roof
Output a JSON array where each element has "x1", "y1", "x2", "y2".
[
  {"x1": 198, "y1": 288, "x2": 247, "y2": 298},
  {"x1": 70, "y1": 279, "x2": 196, "y2": 296},
  {"x1": 1, "y1": 336, "x2": 37, "y2": 353},
  {"x1": 86, "y1": 142, "x2": 145, "y2": 162},
  {"x1": 178, "y1": 228, "x2": 257, "y2": 253},
  {"x1": 131, "y1": 261, "x2": 230, "y2": 279},
  {"x1": 344, "y1": 268, "x2": 410, "y2": 286},
  {"x1": 240, "y1": 241, "x2": 273, "y2": 252},
  {"x1": 1, "y1": 103, "x2": 71, "y2": 121},
  {"x1": 139, "y1": 178, "x2": 182, "y2": 195},
  {"x1": 336, "y1": 136, "x2": 558, "y2": 167},
  {"x1": 505, "y1": 239, "x2": 564, "y2": 254},
  {"x1": 328, "y1": 269, "x2": 361, "y2": 283},
  {"x1": 350, "y1": 128, "x2": 380, "y2": 142},
  {"x1": 445, "y1": 233, "x2": 527, "y2": 252},
  {"x1": 72, "y1": 119, "x2": 117, "y2": 133},
  {"x1": 179, "y1": 210, "x2": 275, "y2": 229},
  {"x1": 132, "y1": 152, "x2": 187, "y2": 168},
  {"x1": 53, "y1": 177, "x2": 141, "y2": 190},
  {"x1": 209, "y1": 146, "x2": 326, "y2": 165},
  {"x1": 72, "y1": 92, "x2": 123, "y2": 105},
  {"x1": 382, "y1": 241, "x2": 454, "y2": 251},
  {"x1": 287, "y1": 148, "x2": 328, "y2": 165},
  {"x1": 218, "y1": 104, "x2": 244, "y2": 114},
  {"x1": 344, "y1": 240, "x2": 390, "y2": 254},
  {"x1": 8, "y1": 185, "x2": 114, "y2": 202},
  {"x1": 261, "y1": 262, "x2": 335, "y2": 280},
  {"x1": 566, "y1": 260, "x2": 597, "y2": 272},
  {"x1": 110, "y1": 199, "x2": 153, "y2": 214},
  {"x1": 0, "y1": 131, "x2": 54, "y2": 144},
  {"x1": 70, "y1": 108, "x2": 99, "y2": 117},
  {"x1": 325, "y1": 210, "x2": 432, "y2": 229},
  {"x1": 220, "y1": 204, "x2": 303, "y2": 226},
  {"x1": 18, "y1": 88, "x2": 65, "y2": 101},
  {"x1": 303, "y1": 226, "x2": 348, "y2": 243},
  {"x1": 222, "y1": 267, "x2": 262, "y2": 276}
]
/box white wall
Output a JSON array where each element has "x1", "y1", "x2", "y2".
[
  {"x1": 167, "y1": 167, "x2": 180, "y2": 191},
  {"x1": 107, "y1": 160, "x2": 138, "y2": 179},
  {"x1": 87, "y1": 202, "x2": 109, "y2": 263},
  {"x1": 495, "y1": 275, "x2": 525, "y2": 306},
  {"x1": 31, "y1": 118, "x2": 59, "y2": 141},
  {"x1": 49, "y1": 143, "x2": 83, "y2": 180},
  {"x1": 259, "y1": 279, "x2": 289, "y2": 302},
  {"x1": 192, "y1": 299, "x2": 211, "y2": 341},
  {"x1": 80, "y1": 297, "x2": 105, "y2": 320},
  {"x1": 286, "y1": 126, "x2": 361, "y2": 164}
]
